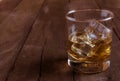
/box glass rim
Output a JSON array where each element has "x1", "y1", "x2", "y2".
[{"x1": 66, "y1": 9, "x2": 114, "y2": 22}]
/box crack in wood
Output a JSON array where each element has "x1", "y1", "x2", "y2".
[
  {"x1": 38, "y1": 20, "x2": 52, "y2": 81},
  {"x1": 38, "y1": 39, "x2": 47, "y2": 81},
  {"x1": 68, "y1": 0, "x2": 71, "y2": 3},
  {"x1": 72, "y1": 71, "x2": 76, "y2": 81},
  {"x1": 94, "y1": 0, "x2": 101, "y2": 9},
  {"x1": 112, "y1": 22, "x2": 120, "y2": 40},
  {"x1": 106, "y1": 76, "x2": 113, "y2": 81}
]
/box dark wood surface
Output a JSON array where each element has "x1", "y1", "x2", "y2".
[{"x1": 0, "y1": 0, "x2": 120, "y2": 81}]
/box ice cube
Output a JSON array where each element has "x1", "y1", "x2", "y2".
[
  {"x1": 102, "y1": 27, "x2": 112, "y2": 39},
  {"x1": 71, "y1": 42, "x2": 93, "y2": 57},
  {"x1": 85, "y1": 21, "x2": 111, "y2": 43},
  {"x1": 70, "y1": 32, "x2": 95, "y2": 57}
]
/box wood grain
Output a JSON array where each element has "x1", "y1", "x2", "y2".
[
  {"x1": 7, "y1": 15, "x2": 45, "y2": 81},
  {"x1": 38, "y1": 0, "x2": 73, "y2": 81},
  {"x1": 0, "y1": 0, "x2": 22, "y2": 22},
  {"x1": 0, "y1": 0, "x2": 44, "y2": 81},
  {"x1": 6, "y1": 0, "x2": 72, "y2": 81}
]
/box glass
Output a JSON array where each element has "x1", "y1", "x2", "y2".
[{"x1": 66, "y1": 9, "x2": 114, "y2": 73}]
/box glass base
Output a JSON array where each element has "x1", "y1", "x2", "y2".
[{"x1": 68, "y1": 59, "x2": 110, "y2": 74}]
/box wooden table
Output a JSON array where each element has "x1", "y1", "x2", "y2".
[{"x1": 0, "y1": 0, "x2": 120, "y2": 81}]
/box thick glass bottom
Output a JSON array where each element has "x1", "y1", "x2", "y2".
[{"x1": 68, "y1": 59, "x2": 110, "y2": 74}]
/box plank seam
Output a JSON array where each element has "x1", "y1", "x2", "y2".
[
  {"x1": 5, "y1": 0, "x2": 44, "y2": 81},
  {"x1": 38, "y1": 39, "x2": 47, "y2": 81},
  {"x1": 5, "y1": 19, "x2": 33, "y2": 81},
  {"x1": 37, "y1": 0, "x2": 47, "y2": 79},
  {"x1": 68, "y1": 0, "x2": 71, "y2": 3},
  {"x1": 5, "y1": 2, "x2": 45, "y2": 80},
  {"x1": 72, "y1": 71, "x2": 76, "y2": 81},
  {"x1": 94, "y1": 0, "x2": 101, "y2": 9},
  {"x1": 5, "y1": 0, "x2": 46, "y2": 80},
  {"x1": 38, "y1": 19, "x2": 52, "y2": 80},
  {"x1": 112, "y1": 21, "x2": 120, "y2": 40}
]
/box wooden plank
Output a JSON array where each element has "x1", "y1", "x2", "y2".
[
  {"x1": 0, "y1": 0, "x2": 22, "y2": 22},
  {"x1": 0, "y1": 0, "x2": 44, "y2": 81},
  {"x1": 7, "y1": 17, "x2": 46, "y2": 81},
  {"x1": 69, "y1": 0, "x2": 120, "y2": 81},
  {"x1": 6, "y1": 0, "x2": 72, "y2": 81},
  {"x1": 39, "y1": 0, "x2": 73, "y2": 81}
]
